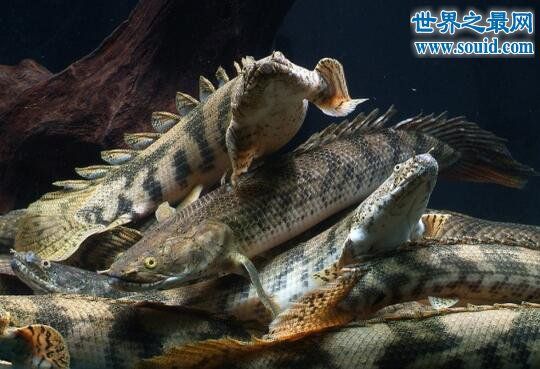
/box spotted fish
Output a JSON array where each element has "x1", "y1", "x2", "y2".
[
  {"x1": 104, "y1": 107, "x2": 536, "y2": 318},
  {"x1": 7, "y1": 51, "x2": 363, "y2": 262},
  {"x1": 264, "y1": 243, "x2": 540, "y2": 340},
  {"x1": 138, "y1": 303, "x2": 540, "y2": 369},
  {"x1": 0, "y1": 295, "x2": 249, "y2": 369}
]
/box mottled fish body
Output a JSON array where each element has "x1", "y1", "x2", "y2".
[
  {"x1": 0, "y1": 295, "x2": 249, "y2": 369},
  {"x1": 139, "y1": 304, "x2": 540, "y2": 369},
  {"x1": 10, "y1": 52, "x2": 361, "y2": 262},
  {"x1": 107, "y1": 106, "x2": 536, "y2": 297},
  {"x1": 420, "y1": 209, "x2": 540, "y2": 250}
]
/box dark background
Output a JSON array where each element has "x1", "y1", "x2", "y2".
[{"x1": 0, "y1": 0, "x2": 538, "y2": 223}]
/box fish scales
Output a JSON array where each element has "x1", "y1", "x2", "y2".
[
  {"x1": 421, "y1": 210, "x2": 540, "y2": 250},
  {"x1": 110, "y1": 109, "x2": 512, "y2": 289},
  {"x1": 342, "y1": 244, "x2": 540, "y2": 317},
  {"x1": 140, "y1": 305, "x2": 540, "y2": 369},
  {"x1": 0, "y1": 295, "x2": 249, "y2": 369},
  {"x1": 12, "y1": 52, "x2": 362, "y2": 261}
]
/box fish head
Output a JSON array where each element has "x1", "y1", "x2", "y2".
[
  {"x1": 9, "y1": 250, "x2": 65, "y2": 293},
  {"x1": 347, "y1": 152, "x2": 439, "y2": 257},
  {"x1": 105, "y1": 220, "x2": 234, "y2": 291}
]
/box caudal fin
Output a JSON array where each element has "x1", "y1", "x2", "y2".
[
  {"x1": 8, "y1": 324, "x2": 70, "y2": 369},
  {"x1": 14, "y1": 212, "x2": 137, "y2": 262},
  {"x1": 313, "y1": 58, "x2": 367, "y2": 116},
  {"x1": 395, "y1": 112, "x2": 539, "y2": 188}
]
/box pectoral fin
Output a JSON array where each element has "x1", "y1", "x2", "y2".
[
  {"x1": 312, "y1": 58, "x2": 367, "y2": 117},
  {"x1": 230, "y1": 252, "x2": 279, "y2": 318},
  {"x1": 9, "y1": 324, "x2": 70, "y2": 369},
  {"x1": 176, "y1": 184, "x2": 203, "y2": 210},
  {"x1": 267, "y1": 266, "x2": 364, "y2": 341},
  {"x1": 155, "y1": 202, "x2": 176, "y2": 222},
  {"x1": 428, "y1": 296, "x2": 460, "y2": 310}
]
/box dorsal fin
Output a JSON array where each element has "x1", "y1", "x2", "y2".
[
  {"x1": 293, "y1": 106, "x2": 397, "y2": 156},
  {"x1": 241, "y1": 56, "x2": 255, "y2": 68},
  {"x1": 233, "y1": 61, "x2": 242, "y2": 75},
  {"x1": 100, "y1": 149, "x2": 137, "y2": 165},
  {"x1": 199, "y1": 76, "x2": 216, "y2": 103},
  {"x1": 75, "y1": 165, "x2": 110, "y2": 179},
  {"x1": 124, "y1": 132, "x2": 161, "y2": 150},
  {"x1": 215, "y1": 66, "x2": 229, "y2": 87},
  {"x1": 52, "y1": 180, "x2": 91, "y2": 191},
  {"x1": 175, "y1": 92, "x2": 199, "y2": 116},
  {"x1": 151, "y1": 111, "x2": 181, "y2": 133}
]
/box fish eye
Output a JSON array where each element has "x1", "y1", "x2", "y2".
[
  {"x1": 144, "y1": 257, "x2": 157, "y2": 269},
  {"x1": 41, "y1": 260, "x2": 51, "y2": 269},
  {"x1": 394, "y1": 164, "x2": 401, "y2": 171}
]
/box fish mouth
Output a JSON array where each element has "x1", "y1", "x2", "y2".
[
  {"x1": 107, "y1": 274, "x2": 197, "y2": 292},
  {"x1": 10, "y1": 256, "x2": 57, "y2": 293}
]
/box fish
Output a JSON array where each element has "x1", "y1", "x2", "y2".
[
  {"x1": 265, "y1": 243, "x2": 540, "y2": 340},
  {"x1": 138, "y1": 303, "x2": 540, "y2": 369},
  {"x1": 8, "y1": 51, "x2": 362, "y2": 262},
  {"x1": 0, "y1": 295, "x2": 250, "y2": 369},
  {"x1": 10, "y1": 152, "x2": 439, "y2": 318},
  {"x1": 10, "y1": 251, "x2": 127, "y2": 298},
  {"x1": 419, "y1": 209, "x2": 540, "y2": 250},
  {"x1": 0, "y1": 254, "x2": 33, "y2": 295},
  {"x1": 104, "y1": 107, "x2": 536, "y2": 316}
]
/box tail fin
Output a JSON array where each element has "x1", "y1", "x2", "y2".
[
  {"x1": 313, "y1": 58, "x2": 367, "y2": 116},
  {"x1": 395, "y1": 113, "x2": 538, "y2": 188},
  {"x1": 9, "y1": 324, "x2": 70, "y2": 369},
  {"x1": 14, "y1": 212, "x2": 137, "y2": 262},
  {"x1": 0, "y1": 210, "x2": 26, "y2": 253}
]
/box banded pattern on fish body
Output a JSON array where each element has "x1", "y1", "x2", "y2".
[
  {"x1": 342, "y1": 244, "x2": 540, "y2": 317},
  {"x1": 139, "y1": 305, "x2": 540, "y2": 369},
  {"x1": 108, "y1": 107, "x2": 536, "y2": 289},
  {"x1": 12, "y1": 52, "x2": 361, "y2": 262},
  {"x1": 0, "y1": 295, "x2": 249, "y2": 369},
  {"x1": 421, "y1": 210, "x2": 540, "y2": 250}
]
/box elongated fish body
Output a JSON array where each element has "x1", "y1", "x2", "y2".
[
  {"x1": 0, "y1": 295, "x2": 249, "y2": 369},
  {"x1": 106, "y1": 107, "x2": 536, "y2": 290},
  {"x1": 342, "y1": 244, "x2": 540, "y2": 318},
  {"x1": 148, "y1": 305, "x2": 540, "y2": 369},
  {"x1": 420, "y1": 210, "x2": 540, "y2": 250},
  {"x1": 12, "y1": 52, "x2": 362, "y2": 262},
  {"x1": 10, "y1": 251, "x2": 126, "y2": 297}
]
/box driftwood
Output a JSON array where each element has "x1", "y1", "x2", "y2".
[{"x1": 0, "y1": 0, "x2": 294, "y2": 212}]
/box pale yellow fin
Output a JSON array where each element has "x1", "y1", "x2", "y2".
[
  {"x1": 241, "y1": 56, "x2": 255, "y2": 68},
  {"x1": 135, "y1": 337, "x2": 272, "y2": 369},
  {"x1": 233, "y1": 61, "x2": 242, "y2": 75},
  {"x1": 175, "y1": 92, "x2": 198, "y2": 116},
  {"x1": 51, "y1": 180, "x2": 91, "y2": 191},
  {"x1": 215, "y1": 66, "x2": 229, "y2": 87},
  {"x1": 14, "y1": 213, "x2": 107, "y2": 261},
  {"x1": 231, "y1": 252, "x2": 279, "y2": 318},
  {"x1": 266, "y1": 267, "x2": 362, "y2": 341},
  {"x1": 420, "y1": 213, "x2": 451, "y2": 238},
  {"x1": 151, "y1": 111, "x2": 181, "y2": 133},
  {"x1": 123, "y1": 132, "x2": 161, "y2": 150},
  {"x1": 313, "y1": 58, "x2": 367, "y2": 117},
  {"x1": 13, "y1": 324, "x2": 70, "y2": 369},
  {"x1": 74, "y1": 165, "x2": 110, "y2": 179},
  {"x1": 176, "y1": 184, "x2": 203, "y2": 210},
  {"x1": 199, "y1": 76, "x2": 216, "y2": 103},
  {"x1": 428, "y1": 296, "x2": 460, "y2": 310},
  {"x1": 155, "y1": 202, "x2": 175, "y2": 222},
  {"x1": 100, "y1": 149, "x2": 137, "y2": 165}
]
